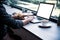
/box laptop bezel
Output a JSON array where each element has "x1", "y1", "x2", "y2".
[{"x1": 36, "y1": 2, "x2": 55, "y2": 20}]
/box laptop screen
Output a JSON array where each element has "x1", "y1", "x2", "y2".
[{"x1": 37, "y1": 3, "x2": 54, "y2": 19}]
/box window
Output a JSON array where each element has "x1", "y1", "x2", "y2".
[
  {"x1": 45, "y1": 0, "x2": 60, "y2": 20},
  {"x1": 6, "y1": 0, "x2": 60, "y2": 21}
]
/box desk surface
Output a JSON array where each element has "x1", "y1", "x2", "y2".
[
  {"x1": 23, "y1": 21, "x2": 60, "y2": 40},
  {"x1": 4, "y1": 4, "x2": 60, "y2": 40},
  {"x1": 3, "y1": 4, "x2": 22, "y2": 15}
]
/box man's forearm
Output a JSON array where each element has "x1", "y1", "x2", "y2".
[
  {"x1": 22, "y1": 16, "x2": 34, "y2": 25},
  {"x1": 22, "y1": 19, "x2": 30, "y2": 25}
]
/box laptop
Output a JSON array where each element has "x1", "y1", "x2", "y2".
[{"x1": 31, "y1": 2, "x2": 55, "y2": 23}]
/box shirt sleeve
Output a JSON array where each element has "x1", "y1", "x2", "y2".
[{"x1": 0, "y1": 5, "x2": 23, "y2": 29}]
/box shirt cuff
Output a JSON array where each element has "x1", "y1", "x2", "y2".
[{"x1": 16, "y1": 20, "x2": 24, "y2": 28}]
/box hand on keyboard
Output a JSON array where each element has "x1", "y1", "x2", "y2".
[{"x1": 25, "y1": 16, "x2": 34, "y2": 21}]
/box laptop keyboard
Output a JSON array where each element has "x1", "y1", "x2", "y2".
[
  {"x1": 31, "y1": 16, "x2": 43, "y2": 23},
  {"x1": 37, "y1": 16, "x2": 44, "y2": 20}
]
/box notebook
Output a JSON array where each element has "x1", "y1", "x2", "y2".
[{"x1": 31, "y1": 2, "x2": 55, "y2": 23}]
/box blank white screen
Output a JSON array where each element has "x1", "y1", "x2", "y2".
[{"x1": 37, "y1": 3, "x2": 53, "y2": 19}]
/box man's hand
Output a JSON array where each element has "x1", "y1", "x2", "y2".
[
  {"x1": 12, "y1": 12, "x2": 26, "y2": 20},
  {"x1": 12, "y1": 12, "x2": 34, "y2": 25},
  {"x1": 22, "y1": 16, "x2": 34, "y2": 25},
  {"x1": 25, "y1": 16, "x2": 34, "y2": 21}
]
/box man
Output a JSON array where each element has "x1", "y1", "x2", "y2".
[{"x1": 0, "y1": 0, "x2": 34, "y2": 40}]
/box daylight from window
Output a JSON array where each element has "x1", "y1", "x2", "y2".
[{"x1": 7, "y1": 0, "x2": 60, "y2": 20}]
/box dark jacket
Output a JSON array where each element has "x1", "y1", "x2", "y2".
[{"x1": 0, "y1": 3, "x2": 23, "y2": 39}]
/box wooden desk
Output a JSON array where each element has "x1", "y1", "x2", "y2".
[{"x1": 23, "y1": 21, "x2": 60, "y2": 40}]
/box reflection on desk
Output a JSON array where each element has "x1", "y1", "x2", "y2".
[{"x1": 23, "y1": 21, "x2": 60, "y2": 40}]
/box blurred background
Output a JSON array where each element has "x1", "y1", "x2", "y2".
[{"x1": 5, "y1": 0, "x2": 60, "y2": 20}]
